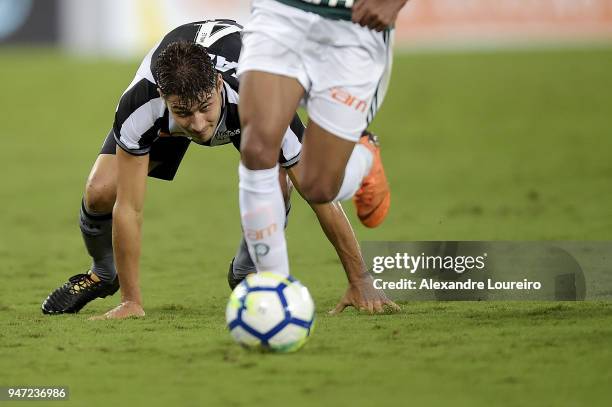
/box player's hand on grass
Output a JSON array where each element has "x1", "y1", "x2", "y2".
[
  {"x1": 89, "y1": 301, "x2": 145, "y2": 320},
  {"x1": 352, "y1": 0, "x2": 409, "y2": 32},
  {"x1": 330, "y1": 273, "x2": 400, "y2": 315}
]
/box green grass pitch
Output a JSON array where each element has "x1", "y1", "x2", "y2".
[{"x1": 1, "y1": 46, "x2": 612, "y2": 406}]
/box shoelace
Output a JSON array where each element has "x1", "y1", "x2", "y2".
[{"x1": 68, "y1": 275, "x2": 96, "y2": 295}]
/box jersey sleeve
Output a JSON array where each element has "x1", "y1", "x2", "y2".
[
  {"x1": 112, "y1": 76, "x2": 166, "y2": 155},
  {"x1": 279, "y1": 114, "x2": 305, "y2": 168}
]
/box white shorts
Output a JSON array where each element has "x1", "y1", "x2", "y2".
[{"x1": 237, "y1": 0, "x2": 394, "y2": 142}]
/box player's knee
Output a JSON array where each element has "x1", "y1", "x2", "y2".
[
  {"x1": 240, "y1": 124, "x2": 282, "y2": 169},
  {"x1": 84, "y1": 180, "x2": 116, "y2": 214},
  {"x1": 299, "y1": 180, "x2": 339, "y2": 204},
  {"x1": 240, "y1": 142, "x2": 278, "y2": 169}
]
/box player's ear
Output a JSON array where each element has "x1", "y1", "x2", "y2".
[{"x1": 157, "y1": 87, "x2": 165, "y2": 99}]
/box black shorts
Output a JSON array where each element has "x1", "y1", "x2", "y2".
[{"x1": 100, "y1": 129, "x2": 191, "y2": 181}]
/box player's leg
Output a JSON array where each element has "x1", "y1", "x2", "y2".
[
  {"x1": 80, "y1": 153, "x2": 118, "y2": 283},
  {"x1": 42, "y1": 134, "x2": 121, "y2": 314},
  {"x1": 297, "y1": 126, "x2": 390, "y2": 227},
  {"x1": 351, "y1": 130, "x2": 390, "y2": 228},
  {"x1": 296, "y1": 22, "x2": 392, "y2": 227},
  {"x1": 239, "y1": 73, "x2": 303, "y2": 170},
  {"x1": 41, "y1": 133, "x2": 180, "y2": 314},
  {"x1": 237, "y1": 0, "x2": 317, "y2": 277},
  {"x1": 349, "y1": 30, "x2": 395, "y2": 227},
  {"x1": 298, "y1": 127, "x2": 389, "y2": 228},
  {"x1": 79, "y1": 136, "x2": 177, "y2": 285},
  {"x1": 228, "y1": 168, "x2": 293, "y2": 289},
  {"x1": 295, "y1": 121, "x2": 367, "y2": 203},
  {"x1": 237, "y1": 70, "x2": 304, "y2": 276}
]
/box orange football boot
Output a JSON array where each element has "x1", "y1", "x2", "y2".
[{"x1": 352, "y1": 131, "x2": 391, "y2": 228}]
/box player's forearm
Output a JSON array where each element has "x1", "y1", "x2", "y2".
[
  {"x1": 311, "y1": 202, "x2": 369, "y2": 283},
  {"x1": 112, "y1": 205, "x2": 143, "y2": 305}
]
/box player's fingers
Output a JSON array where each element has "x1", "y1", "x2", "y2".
[
  {"x1": 354, "y1": 15, "x2": 368, "y2": 28},
  {"x1": 353, "y1": 8, "x2": 374, "y2": 29},
  {"x1": 328, "y1": 301, "x2": 349, "y2": 315},
  {"x1": 126, "y1": 304, "x2": 146, "y2": 318},
  {"x1": 352, "y1": 301, "x2": 365, "y2": 312},
  {"x1": 88, "y1": 307, "x2": 118, "y2": 320},
  {"x1": 351, "y1": 1, "x2": 365, "y2": 23},
  {"x1": 385, "y1": 299, "x2": 401, "y2": 312},
  {"x1": 362, "y1": 14, "x2": 378, "y2": 30},
  {"x1": 105, "y1": 311, "x2": 144, "y2": 320},
  {"x1": 373, "y1": 21, "x2": 387, "y2": 32},
  {"x1": 351, "y1": 9, "x2": 362, "y2": 24},
  {"x1": 352, "y1": 0, "x2": 365, "y2": 13},
  {"x1": 361, "y1": 9, "x2": 384, "y2": 30},
  {"x1": 117, "y1": 309, "x2": 145, "y2": 319},
  {"x1": 366, "y1": 301, "x2": 374, "y2": 314},
  {"x1": 373, "y1": 300, "x2": 384, "y2": 314}
]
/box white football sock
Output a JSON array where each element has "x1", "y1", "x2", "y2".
[
  {"x1": 333, "y1": 144, "x2": 373, "y2": 202},
  {"x1": 239, "y1": 162, "x2": 290, "y2": 276}
]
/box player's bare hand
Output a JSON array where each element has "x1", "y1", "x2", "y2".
[
  {"x1": 329, "y1": 273, "x2": 400, "y2": 315},
  {"x1": 352, "y1": 0, "x2": 410, "y2": 32},
  {"x1": 88, "y1": 301, "x2": 145, "y2": 320}
]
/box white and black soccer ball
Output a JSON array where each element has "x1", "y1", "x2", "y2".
[{"x1": 225, "y1": 272, "x2": 315, "y2": 352}]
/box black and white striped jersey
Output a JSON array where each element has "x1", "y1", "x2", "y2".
[{"x1": 112, "y1": 19, "x2": 304, "y2": 167}]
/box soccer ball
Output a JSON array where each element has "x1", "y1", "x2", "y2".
[{"x1": 225, "y1": 271, "x2": 315, "y2": 353}]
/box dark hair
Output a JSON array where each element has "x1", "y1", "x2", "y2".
[{"x1": 153, "y1": 41, "x2": 217, "y2": 105}]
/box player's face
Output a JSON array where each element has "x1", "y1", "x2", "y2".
[{"x1": 164, "y1": 74, "x2": 224, "y2": 143}]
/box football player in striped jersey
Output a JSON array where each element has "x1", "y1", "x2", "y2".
[
  {"x1": 41, "y1": 20, "x2": 398, "y2": 319},
  {"x1": 236, "y1": 0, "x2": 409, "y2": 282}
]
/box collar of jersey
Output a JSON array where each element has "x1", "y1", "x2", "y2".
[{"x1": 212, "y1": 83, "x2": 228, "y2": 137}]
